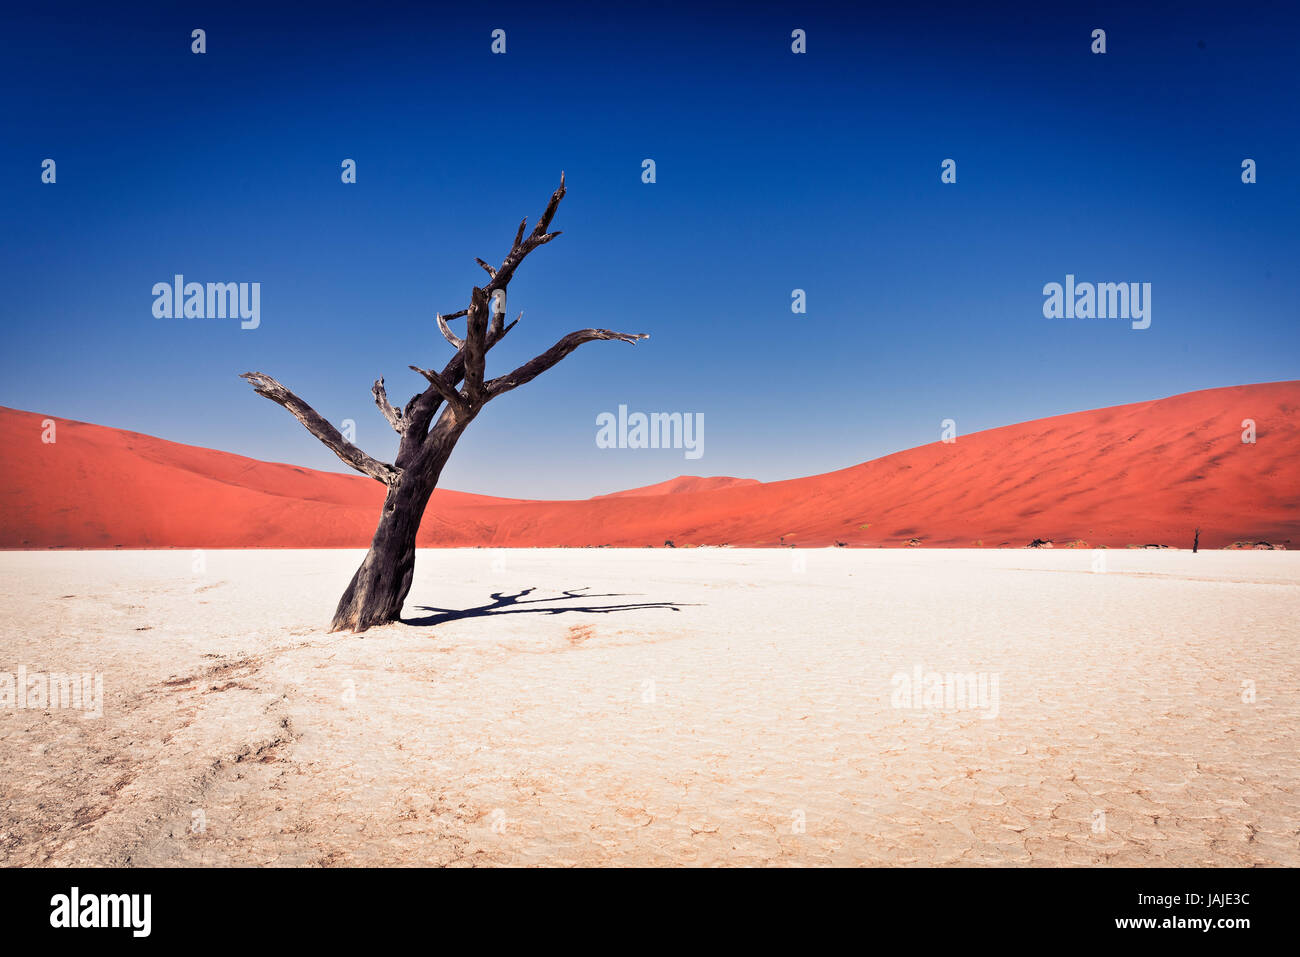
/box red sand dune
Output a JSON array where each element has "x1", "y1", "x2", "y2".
[
  {"x1": 1, "y1": 382, "x2": 1296, "y2": 549},
  {"x1": 591, "y1": 475, "x2": 761, "y2": 499}
]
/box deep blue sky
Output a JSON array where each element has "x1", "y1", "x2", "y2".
[{"x1": 2, "y1": 1, "x2": 1296, "y2": 498}]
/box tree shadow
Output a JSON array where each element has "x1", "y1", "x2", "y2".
[{"x1": 402, "y1": 586, "x2": 696, "y2": 627}]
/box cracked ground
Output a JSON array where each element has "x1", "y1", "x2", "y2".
[{"x1": 1, "y1": 548, "x2": 1296, "y2": 866}]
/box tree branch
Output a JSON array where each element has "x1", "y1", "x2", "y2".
[
  {"x1": 489, "y1": 288, "x2": 507, "y2": 338},
  {"x1": 399, "y1": 173, "x2": 573, "y2": 452},
  {"x1": 436, "y1": 312, "x2": 465, "y2": 351},
  {"x1": 486, "y1": 172, "x2": 567, "y2": 294},
  {"x1": 372, "y1": 377, "x2": 406, "y2": 434},
  {"x1": 408, "y1": 365, "x2": 467, "y2": 415},
  {"x1": 399, "y1": 317, "x2": 522, "y2": 452},
  {"x1": 240, "y1": 372, "x2": 400, "y2": 484},
  {"x1": 463, "y1": 286, "x2": 489, "y2": 400},
  {"x1": 484, "y1": 329, "x2": 648, "y2": 401}
]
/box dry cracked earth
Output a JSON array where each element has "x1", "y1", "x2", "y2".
[{"x1": 1, "y1": 548, "x2": 1297, "y2": 867}]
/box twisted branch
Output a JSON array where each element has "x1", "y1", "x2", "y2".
[
  {"x1": 239, "y1": 372, "x2": 399, "y2": 484},
  {"x1": 408, "y1": 365, "x2": 467, "y2": 415},
  {"x1": 372, "y1": 377, "x2": 405, "y2": 433},
  {"x1": 436, "y1": 312, "x2": 465, "y2": 350},
  {"x1": 485, "y1": 330, "x2": 649, "y2": 401}
]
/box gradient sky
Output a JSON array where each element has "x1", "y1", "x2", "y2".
[{"x1": 2, "y1": 0, "x2": 1297, "y2": 498}]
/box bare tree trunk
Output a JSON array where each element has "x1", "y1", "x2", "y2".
[
  {"x1": 330, "y1": 436, "x2": 458, "y2": 632},
  {"x1": 331, "y1": 478, "x2": 428, "y2": 631}
]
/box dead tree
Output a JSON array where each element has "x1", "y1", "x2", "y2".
[{"x1": 240, "y1": 175, "x2": 647, "y2": 631}]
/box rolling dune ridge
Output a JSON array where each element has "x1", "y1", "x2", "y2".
[{"x1": 1, "y1": 381, "x2": 1296, "y2": 549}]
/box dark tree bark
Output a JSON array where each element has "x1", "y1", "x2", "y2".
[
  {"x1": 241, "y1": 175, "x2": 647, "y2": 632},
  {"x1": 329, "y1": 424, "x2": 460, "y2": 631}
]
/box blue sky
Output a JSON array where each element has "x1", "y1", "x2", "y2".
[{"x1": 2, "y1": 0, "x2": 1296, "y2": 498}]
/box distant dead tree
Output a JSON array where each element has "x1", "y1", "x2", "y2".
[{"x1": 241, "y1": 175, "x2": 647, "y2": 631}]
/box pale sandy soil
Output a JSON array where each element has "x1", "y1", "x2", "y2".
[{"x1": 1, "y1": 548, "x2": 1296, "y2": 867}]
